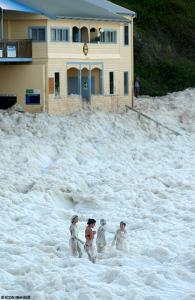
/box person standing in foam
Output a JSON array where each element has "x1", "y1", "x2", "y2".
[
  {"x1": 96, "y1": 219, "x2": 107, "y2": 253},
  {"x1": 69, "y1": 215, "x2": 84, "y2": 258},
  {"x1": 112, "y1": 221, "x2": 128, "y2": 252},
  {"x1": 85, "y1": 218, "x2": 97, "y2": 263}
]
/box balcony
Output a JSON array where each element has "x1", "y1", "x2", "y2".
[{"x1": 0, "y1": 39, "x2": 32, "y2": 63}]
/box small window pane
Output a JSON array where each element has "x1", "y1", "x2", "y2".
[
  {"x1": 109, "y1": 72, "x2": 114, "y2": 95},
  {"x1": 110, "y1": 32, "x2": 112, "y2": 42},
  {"x1": 51, "y1": 29, "x2": 56, "y2": 41},
  {"x1": 124, "y1": 71, "x2": 129, "y2": 95},
  {"x1": 124, "y1": 25, "x2": 129, "y2": 45},
  {"x1": 55, "y1": 72, "x2": 60, "y2": 96},
  {"x1": 58, "y1": 29, "x2": 62, "y2": 41},
  {"x1": 38, "y1": 28, "x2": 46, "y2": 41},
  {"x1": 100, "y1": 32, "x2": 105, "y2": 42},
  {"x1": 63, "y1": 29, "x2": 68, "y2": 41},
  {"x1": 31, "y1": 29, "x2": 38, "y2": 41}
]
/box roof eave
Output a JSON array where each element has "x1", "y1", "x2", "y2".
[
  {"x1": 116, "y1": 12, "x2": 136, "y2": 17},
  {"x1": 56, "y1": 15, "x2": 129, "y2": 23}
]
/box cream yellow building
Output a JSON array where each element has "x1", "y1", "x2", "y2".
[{"x1": 0, "y1": 0, "x2": 136, "y2": 115}]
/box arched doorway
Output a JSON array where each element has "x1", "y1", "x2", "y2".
[
  {"x1": 67, "y1": 67, "x2": 80, "y2": 95},
  {"x1": 91, "y1": 68, "x2": 102, "y2": 95},
  {"x1": 81, "y1": 67, "x2": 90, "y2": 101}
]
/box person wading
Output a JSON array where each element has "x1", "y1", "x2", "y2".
[
  {"x1": 85, "y1": 218, "x2": 97, "y2": 263},
  {"x1": 96, "y1": 219, "x2": 107, "y2": 253},
  {"x1": 69, "y1": 215, "x2": 84, "y2": 258}
]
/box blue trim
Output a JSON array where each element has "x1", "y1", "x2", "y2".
[
  {"x1": 0, "y1": 0, "x2": 38, "y2": 13},
  {"x1": 2, "y1": 0, "x2": 56, "y2": 19},
  {"x1": 0, "y1": 58, "x2": 32, "y2": 62}
]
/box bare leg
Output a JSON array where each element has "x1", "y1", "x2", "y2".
[
  {"x1": 97, "y1": 244, "x2": 104, "y2": 253},
  {"x1": 77, "y1": 242, "x2": 83, "y2": 258},
  {"x1": 85, "y1": 244, "x2": 96, "y2": 263},
  {"x1": 70, "y1": 239, "x2": 77, "y2": 257}
]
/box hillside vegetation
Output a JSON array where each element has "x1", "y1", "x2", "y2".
[{"x1": 113, "y1": 0, "x2": 195, "y2": 96}]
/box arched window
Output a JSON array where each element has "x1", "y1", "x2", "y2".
[
  {"x1": 90, "y1": 28, "x2": 99, "y2": 43},
  {"x1": 72, "y1": 26, "x2": 80, "y2": 42},
  {"x1": 80, "y1": 27, "x2": 88, "y2": 43}
]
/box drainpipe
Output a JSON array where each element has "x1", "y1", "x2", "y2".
[
  {"x1": 131, "y1": 16, "x2": 135, "y2": 108},
  {"x1": 0, "y1": 7, "x2": 3, "y2": 40}
]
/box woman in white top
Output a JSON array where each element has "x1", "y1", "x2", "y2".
[{"x1": 69, "y1": 215, "x2": 84, "y2": 258}]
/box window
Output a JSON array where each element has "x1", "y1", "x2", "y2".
[
  {"x1": 29, "y1": 27, "x2": 46, "y2": 42},
  {"x1": 90, "y1": 28, "x2": 99, "y2": 43},
  {"x1": 124, "y1": 25, "x2": 129, "y2": 45},
  {"x1": 55, "y1": 72, "x2": 60, "y2": 96},
  {"x1": 51, "y1": 28, "x2": 69, "y2": 42},
  {"x1": 81, "y1": 27, "x2": 89, "y2": 43},
  {"x1": 100, "y1": 30, "x2": 117, "y2": 43},
  {"x1": 26, "y1": 94, "x2": 40, "y2": 105},
  {"x1": 72, "y1": 27, "x2": 80, "y2": 42},
  {"x1": 109, "y1": 72, "x2": 114, "y2": 95},
  {"x1": 124, "y1": 71, "x2": 129, "y2": 95}
]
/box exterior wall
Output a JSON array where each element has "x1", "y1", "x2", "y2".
[
  {"x1": 4, "y1": 12, "x2": 48, "y2": 59},
  {"x1": 91, "y1": 95, "x2": 130, "y2": 112},
  {"x1": 47, "y1": 18, "x2": 134, "y2": 115},
  {"x1": 48, "y1": 95, "x2": 131, "y2": 115},
  {"x1": 1, "y1": 12, "x2": 48, "y2": 112},
  {"x1": 1, "y1": 12, "x2": 134, "y2": 115},
  {"x1": 0, "y1": 64, "x2": 45, "y2": 112},
  {"x1": 49, "y1": 96, "x2": 82, "y2": 115}
]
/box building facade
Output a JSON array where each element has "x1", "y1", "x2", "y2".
[{"x1": 0, "y1": 0, "x2": 136, "y2": 115}]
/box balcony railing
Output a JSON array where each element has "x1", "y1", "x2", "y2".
[{"x1": 0, "y1": 39, "x2": 32, "y2": 62}]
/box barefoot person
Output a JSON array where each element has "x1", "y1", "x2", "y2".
[
  {"x1": 85, "y1": 218, "x2": 96, "y2": 263},
  {"x1": 112, "y1": 221, "x2": 128, "y2": 252},
  {"x1": 96, "y1": 219, "x2": 107, "y2": 253},
  {"x1": 69, "y1": 215, "x2": 84, "y2": 258}
]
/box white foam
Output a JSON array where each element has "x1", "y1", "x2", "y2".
[{"x1": 0, "y1": 89, "x2": 195, "y2": 299}]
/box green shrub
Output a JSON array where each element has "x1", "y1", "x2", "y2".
[
  {"x1": 136, "y1": 59, "x2": 195, "y2": 96},
  {"x1": 112, "y1": 0, "x2": 195, "y2": 95}
]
